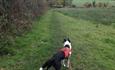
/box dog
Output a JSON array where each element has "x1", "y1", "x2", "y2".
[
  {"x1": 39, "y1": 38, "x2": 72, "y2": 70},
  {"x1": 63, "y1": 38, "x2": 72, "y2": 68}
]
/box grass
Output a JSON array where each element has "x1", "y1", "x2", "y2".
[
  {"x1": 53, "y1": 10, "x2": 115, "y2": 70},
  {"x1": 0, "y1": 8, "x2": 115, "y2": 70},
  {"x1": 0, "y1": 11, "x2": 54, "y2": 70},
  {"x1": 72, "y1": 0, "x2": 115, "y2": 7},
  {"x1": 57, "y1": 8, "x2": 115, "y2": 25}
]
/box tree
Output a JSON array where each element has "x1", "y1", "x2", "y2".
[
  {"x1": 63, "y1": 0, "x2": 73, "y2": 7},
  {"x1": 47, "y1": 0, "x2": 73, "y2": 7},
  {"x1": 47, "y1": 0, "x2": 56, "y2": 7},
  {"x1": 92, "y1": 0, "x2": 96, "y2": 7}
]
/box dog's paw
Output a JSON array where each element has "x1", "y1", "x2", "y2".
[
  {"x1": 63, "y1": 64, "x2": 66, "y2": 67},
  {"x1": 39, "y1": 67, "x2": 43, "y2": 70},
  {"x1": 67, "y1": 65, "x2": 69, "y2": 68}
]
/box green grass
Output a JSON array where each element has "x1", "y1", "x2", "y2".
[
  {"x1": 57, "y1": 8, "x2": 115, "y2": 26},
  {"x1": 53, "y1": 10, "x2": 115, "y2": 70},
  {"x1": 0, "y1": 11, "x2": 54, "y2": 70},
  {"x1": 0, "y1": 8, "x2": 115, "y2": 70},
  {"x1": 72, "y1": 0, "x2": 115, "y2": 7}
]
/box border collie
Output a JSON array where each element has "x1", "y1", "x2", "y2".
[
  {"x1": 39, "y1": 38, "x2": 72, "y2": 70},
  {"x1": 63, "y1": 38, "x2": 72, "y2": 67}
]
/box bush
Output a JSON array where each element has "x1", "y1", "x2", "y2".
[
  {"x1": 0, "y1": 0, "x2": 47, "y2": 55},
  {"x1": 72, "y1": 5, "x2": 76, "y2": 8},
  {"x1": 83, "y1": 2, "x2": 92, "y2": 8}
]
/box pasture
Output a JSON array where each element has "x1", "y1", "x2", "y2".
[
  {"x1": 57, "y1": 8, "x2": 115, "y2": 25},
  {"x1": 55, "y1": 8, "x2": 115, "y2": 70},
  {"x1": 72, "y1": 0, "x2": 115, "y2": 7},
  {"x1": 0, "y1": 7, "x2": 115, "y2": 70}
]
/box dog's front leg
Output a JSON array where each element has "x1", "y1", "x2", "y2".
[
  {"x1": 67, "y1": 52, "x2": 71, "y2": 68},
  {"x1": 63, "y1": 58, "x2": 70, "y2": 68},
  {"x1": 67, "y1": 58, "x2": 70, "y2": 68},
  {"x1": 62, "y1": 59, "x2": 66, "y2": 67}
]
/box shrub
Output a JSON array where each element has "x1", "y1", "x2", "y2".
[
  {"x1": 72, "y1": 5, "x2": 76, "y2": 8},
  {"x1": 0, "y1": 0, "x2": 47, "y2": 55}
]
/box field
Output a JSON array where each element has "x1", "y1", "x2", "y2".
[
  {"x1": 72, "y1": 0, "x2": 115, "y2": 7},
  {"x1": 0, "y1": 6, "x2": 115, "y2": 70},
  {"x1": 57, "y1": 8, "x2": 115, "y2": 25}
]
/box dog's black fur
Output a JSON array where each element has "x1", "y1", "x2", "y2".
[
  {"x1": 40, "y1": 38, "x2": 71, "y2": 70},
  {"x1": 41, "y1": 51, "x2": 65, "y2": 70}
]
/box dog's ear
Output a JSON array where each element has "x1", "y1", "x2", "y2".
[
  {"x1": 67, "y1": 38, "x2": 71, "y2": 42},
  {"x1": 63, "y1": 39, "x2": 66, "y2": 43}
]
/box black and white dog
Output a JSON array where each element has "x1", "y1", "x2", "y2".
[
  {"x1": 63, "y1": 38, "x2": 72, "y2": 68},
  {"x1": 39, "y1": 38, "x2": 72, "y2": 70}
]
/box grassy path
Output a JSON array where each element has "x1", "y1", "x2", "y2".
[
  {"x1": 0, "y1": 10, "x2": 115, "y2": 70},
  {"x1": 0, "y1": 11, "x2": 67, "y2": 70}
]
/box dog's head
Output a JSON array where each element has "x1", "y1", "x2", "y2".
[{"x1": 63, "y1": 38, "x2": 72, "y2": 49}]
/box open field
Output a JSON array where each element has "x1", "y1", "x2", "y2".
[
  {"x1": 0, "y1": 8, "x2": 115, "y2": 70},
  {"x1": 57, "y1": 8, "x2": 115, "y2": 26},
  {"x1": 72, "y1": 0, "x2": 115, "y2": 7}
]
